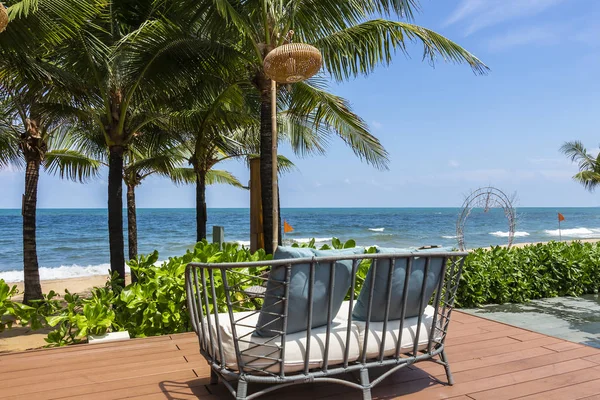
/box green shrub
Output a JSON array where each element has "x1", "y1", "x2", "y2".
[
  {"x1": 41, "y1": 240, "x2": 272, "y2": 346},
  {"x1": 5, "y1": 239, "x2": 600, "y2": 346},
  {"x1": 455, "y1": 241, "x2": 600, "y2": 307}
]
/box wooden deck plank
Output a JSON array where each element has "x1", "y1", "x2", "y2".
[
  {"x1": 468, "y1": 365, "x2": 600, "y2": 400},
  {"x1": 514, "y1": 377, "x2": 600, "y2": 400},
  {"x1": 583, "y1": 353, "x2": 600, "y2": 364},
  {"x1": 58, "y1": 374, "x2": 211, "y2": 400},
  {"x1": 445, "y1": 336, "x2": 563, "y2": 363},
  {"x1": 9, "y1": 370, "x2": 199, "y2": 400},
  {"x1": 0, "y1": 334, "x2": 175, "y2": 360},
  {"x1": 445, "y1": 328, "x2": 527, "y2": 345},
  {"x1": 1, "y1": 311, "x2": 599, "y2": 400}
]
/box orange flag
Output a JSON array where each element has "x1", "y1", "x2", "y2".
[
  {"x1": 558, "y1": 213, "x2": 565, "y2": 222},
  {"x1": 283, "y1": 220, "x2": 294, "y2": 233}
]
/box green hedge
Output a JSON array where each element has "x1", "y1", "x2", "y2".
[
  {"x1": 456, "y1": 241, "x2": 600, "y2": 308},
  {"x1": 2, "y1": 240, "x2": 600, "y2": 346}
]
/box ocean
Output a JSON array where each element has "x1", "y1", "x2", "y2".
[{"x1": 1, "y1": 207, "x2": 599, "y2": 282}]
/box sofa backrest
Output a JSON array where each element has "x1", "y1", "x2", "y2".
[
  {"x1": 255, "y1": 246, "x2": 365, "y2": 337},
  {"x1": 352, "y1": 247, "x2": 446, "y2": 322}
]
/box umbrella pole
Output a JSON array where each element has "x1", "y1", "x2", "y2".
[{"x1": 271, "y1": 79, "x2": 279, "y2": 253}]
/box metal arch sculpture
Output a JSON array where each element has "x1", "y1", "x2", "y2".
[{"x1": 456, "y1": 187, "x2": 516, "y2": 251}]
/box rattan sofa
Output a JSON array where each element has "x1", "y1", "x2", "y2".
[{"x1": 185, "y1": 248, "x2": 467, "y2": 400}]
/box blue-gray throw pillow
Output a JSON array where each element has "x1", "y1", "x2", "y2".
[
  {"x1": 352, "y1": 247, "x2": 444, "y2": 322},
  {"x1": 255, "y1": 246, "x2": 365, "y2": 337}
]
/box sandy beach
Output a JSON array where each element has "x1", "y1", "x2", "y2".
[{"x1": 2, "y1": 239, "x2": 600, "y2": 353}]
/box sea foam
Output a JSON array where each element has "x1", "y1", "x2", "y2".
[
  {"x1": 368, "y1": 228, "x2": 385, "y2": 232},
  {"x1": 0, "y1": 263, "x2": 130, "y2": 283},
  {"x1": 442, "y1": 235, "x2": 458, "y2": 239},
  {"x1": 489, "y1": 231, "x2": 530, "y2": 238},
  {"x1": 544, "y1": 227, "x2": 600, "y2": 238}
]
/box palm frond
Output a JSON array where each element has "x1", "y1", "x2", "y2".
[
  {"x1": 0, "y1": 130, "x2": 23, "y2": 169},
  {"x1": 168, "y1": 166, "x2": 196, "y2": 186},
  {"x1": 561, "y1": 140, "x2": 600, "y2": 192},
  {"x1": 44, "y1": 149, "x2": 102, "y2": 182},
  {"x1": 244, "y1": 153, "x2": 297, "y2": 175},
  {"x1": 285, "y1": 81, "x2": 389, "y2": 170},
  {"x1": 572, "y1": 171, "x2": 600, "y2": 192},
  {"x1": 206, "y1": 169, "x2": 244, "y2": 187},
  {"x1": 315, "y1": 19, "x2": 488, "y2": 81},
  {"x1": 561, "y1": 141, "x2": 596, "y2": 170}
]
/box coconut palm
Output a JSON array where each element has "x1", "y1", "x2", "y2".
[
  {"x1": 0, "y1": 101, "x2": 100, "y2": 303},
  {"x1": 0, "y1": 0, "x2": 103, "y2": 302},
  {"x1": 51, "y1": 2, "x2": 243, "y2": 281},
  {"x1": 184, "y1": 0, "x2": 488, "y2": 253},
  {"x1": 561, "y1": 141, "x2": 600, "y2": 192}
]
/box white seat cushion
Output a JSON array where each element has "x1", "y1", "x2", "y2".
[
  {"x1": 337, "y1": 302, "x2": 440, "y2": 359},
  {"x1": 206, "y1": 308, "x2": 361, "y2": 374}
]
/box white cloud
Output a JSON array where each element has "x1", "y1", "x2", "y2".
[
  {"x1": 448, "y1": 160, "x2": 460, "y2": 168},
  {"x1": 371, "y1": 120, "x2": 383, "y2": 129},
  {"x1": 487, "y1": 25, "x2": 559, "y2": 51},
  {"x1": 539, "y1": 170, "x2": 575, "y2": 180},
  {"x1": 444, "y1": 0, "x2": 565, "y2": 35},
  {"x1": 529, "y1": 157, "x2": 570, "y2": 166}
]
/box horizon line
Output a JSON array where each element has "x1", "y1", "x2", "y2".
[{"x1": 1, "y1": 206, "x2": 599, "y2": 210}]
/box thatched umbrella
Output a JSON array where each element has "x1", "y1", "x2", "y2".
[{"x1": 262, "y1": 43, "x2": 322, "y2": 251}]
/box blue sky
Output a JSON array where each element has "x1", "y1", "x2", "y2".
[{"x1": 2, "y1": 0, "x2": 600, "y2": 209}]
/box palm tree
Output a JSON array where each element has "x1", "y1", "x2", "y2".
[
  {"x1": 561, "y1": 141, "x2": 600, "y2": 191},
  {"x1": 52, "y1": 2, "x2": 242, "y2": 281},
  {"x1": 0, "y1": 102, "x2": 100, "y2": 303},
  {"x1": 0, "y1": 0, "x2": 102, "y2": 302},
  {"x1": 187, "y1": 0, "x2": 488, "y2": 254}
]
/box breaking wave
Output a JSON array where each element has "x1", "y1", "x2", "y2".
[
  {"x1": 544, "y1": 227, "x2": 600, "y2": 238},
  {"x1": 489, "y1": 231, "x2": 530, "y2": 238}
]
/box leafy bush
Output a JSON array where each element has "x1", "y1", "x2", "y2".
[
  {"x1": 455, "y1": 241, "x2": 600, "y2": 307},
  {"x1": 31, "y1": 240, "x2": 272, "y2": 346},
  {"x1": 5, "y1": 239, "x2": 600, "y2": 347},
  {"x1": 0, "y1": 280, "x2": 21, "y2": 332}
]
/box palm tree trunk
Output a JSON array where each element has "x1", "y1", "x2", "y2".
[
  {"x1": 278, "y1": 186, "x2": 282, "y2": 245},
  {"x1": 108, "y1": 145, "x2": 125, "y2": 282},
  {"x1": 196, "y1": 169, "x2": 207, "y2": 242},
  {"x1": 127, "y1": 183, "x2": 138, "y2": 282},
  {"x1": 22, "y1": 158, "x2": 43, "y2": 304},
  {"x1": 260, "y1": 84, "x2": 275, "y2": 254}
]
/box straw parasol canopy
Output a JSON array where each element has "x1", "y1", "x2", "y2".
[
  {"x1": 0, "y1": 3, "x2": 8, "y2": 33},
  {"x1": 263, "y1": 43, "x2": 322, "y2": 83}
]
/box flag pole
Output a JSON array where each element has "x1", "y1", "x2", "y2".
[{"x1": 557, "y1": 213, "x2": 563, "y2": 242}]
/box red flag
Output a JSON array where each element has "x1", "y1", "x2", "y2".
[
  {"x1": 558, "y1": 213, "x2": 565, "y2": 222},
  {"x1": 283, "y1": 220, "x2": 294, "y2": 233}
]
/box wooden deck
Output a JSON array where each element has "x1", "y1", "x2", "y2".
[{"x1": 1, "y1": 311, "x2": 600, "y2": 400}]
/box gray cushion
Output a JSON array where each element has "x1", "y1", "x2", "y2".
[
  {"x1": 352, "y1": 248, "x2": 445, "y2": 322},
  {"x1": 255, "y1": 246, "x2": 365, "y2": 337}
]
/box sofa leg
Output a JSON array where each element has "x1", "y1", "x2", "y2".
[
  {"x1": 236, "y1": 379, "x2": 248, "y2": 400},
  {"x1": 440, "y1": 349, "x2": 454, "y2": 385},
  {"x1": 360, "y1": 369, "x2": 372, "y2": 400},
  {"x1": 210, "y1": 369, "x2": 219, "y2": 385}
]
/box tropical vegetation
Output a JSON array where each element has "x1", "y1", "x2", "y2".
[
  {"x1": 561, "y1": 141, "x2": 600, "y2": 192},
  {"x1": 2, "y1": 239, "x2": 599, "y2": 346},
  {"x1": 0, "y1": 0, "x2": 487, "y2": 304}
]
